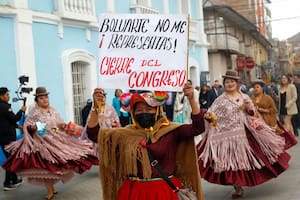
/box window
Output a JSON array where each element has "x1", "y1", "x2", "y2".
[
  {"x1": 71, "y1": 61, "x2": 88, "y2": 124},
  {"x1": 62, "y1": 49, "x2": 97, "y2": 122}
]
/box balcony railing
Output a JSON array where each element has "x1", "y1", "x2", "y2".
[
  {"x1": 130, "y1": 4, "x2": 159, "y2": 14},
  {"x1": 56, "y1": 0, "x2": 96, "y2": 22},
  {"x1": 207, "y1": 33, "x2": 239, "y2": 53}
]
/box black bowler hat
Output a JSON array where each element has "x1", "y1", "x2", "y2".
[{"x1": 0, "y1": 87, "x2": 9, "y2": 96}]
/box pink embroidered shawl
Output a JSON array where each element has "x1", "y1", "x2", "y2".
[{"x1": 198, "y1": 92, "x2": 285, "y2": 172}]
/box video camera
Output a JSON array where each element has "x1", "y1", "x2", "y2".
[{"x1": 12, "y1": 75, "x2": 33, "y2": 106}]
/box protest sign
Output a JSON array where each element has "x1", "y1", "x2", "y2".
[{"x1": 98, "y1": 14, "x2": 188, "y2": 91}]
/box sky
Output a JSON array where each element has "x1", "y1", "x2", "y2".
[{"x1": 270, "y1": 0, "x2": 300, "y2": 40}]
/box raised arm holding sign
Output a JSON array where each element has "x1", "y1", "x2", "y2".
[{"x1": 98, "y1": 14, "x2": 189, "y2": 92}]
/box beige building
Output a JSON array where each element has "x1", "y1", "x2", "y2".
[
  {"x1": 204, "y1": 0, "x2": 271, "y2": 85},
  {"x1": 273, "y1": 40, "x2": 294, "y2": 75},
  {"x1": 288, "y1": 32, "x2": 300, "y2": 71},
  {"x1": 222, "y1": 0, "x2": 272, "y2": 40}
]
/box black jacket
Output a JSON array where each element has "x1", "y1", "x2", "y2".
[
  {"x1": 0, "y1": 100, "x2": 23, "y2": 145},
  {"x1": 81, "y1": 104, "x2": 92, "y2": 126}
]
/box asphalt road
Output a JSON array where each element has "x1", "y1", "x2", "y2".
[{"x1": 0, "y1": 137, "x2": 299, "y2": 200}]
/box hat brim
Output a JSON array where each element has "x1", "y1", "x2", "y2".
[
  {"x1": 222, "y1": 75, "x2": 240, "y2": 80},
  {"x1": 251, "y1": 80, "x2": 265, "y2": 87},
  {"x1": 34, "y1": 92, "x2": 49, "y2": 97},
  {"x1": 130, "y1": 93, "x2": 165, "y2": 109}
]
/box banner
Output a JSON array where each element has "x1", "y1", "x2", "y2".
[{"x1": 98, "y1": 14, "x2": 188, "y2": 91}]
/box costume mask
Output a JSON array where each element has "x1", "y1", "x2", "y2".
[{"x1": 134, "y1": 113, "x2": 156, "y2": 128}]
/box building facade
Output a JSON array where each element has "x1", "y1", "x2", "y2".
[
  {"x1": 221, "y1": 0, "x2": 272, "y2": 40},
  {"x1": 0, "y1": 0, "x2": 208, "y2": 124},
  {"x1": 203, "y1": 0, "x2": 272, "y2": 85}
]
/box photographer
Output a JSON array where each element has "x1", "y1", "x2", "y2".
[{"x1": 0, "y1": 87, "x2": 26, "y2": 191}]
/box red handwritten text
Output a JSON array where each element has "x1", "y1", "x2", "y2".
[
  {"x1": 128, "y1": 70, "x2": 186, "y2": 88},
  {"x1": 141, "y1": 59, "x2": 161, "y2": 67},
  {"x1": 99, "y1": 56, "x2": 134, "y2": 75}
]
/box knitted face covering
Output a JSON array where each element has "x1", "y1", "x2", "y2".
[{"x1": 134, "y1": 113, "x2": 156, "y2": 128}]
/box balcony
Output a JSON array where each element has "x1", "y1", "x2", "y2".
[
  {"x1": 207, "y1": 33, "x2": 239, "y2": 53},
  {"x1": 56, "y1": 0, "x2": 96, "y2": 22},
  {"x1": 130, "y1": 4, "x2": 159, "y2": 14}
]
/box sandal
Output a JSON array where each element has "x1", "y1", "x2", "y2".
[
  {"x1": 45, "y1": 195, "x2": 53, "y2": 200},
  {"x1": 232, "y1": 187, "x2": 244, "y2": 199}
]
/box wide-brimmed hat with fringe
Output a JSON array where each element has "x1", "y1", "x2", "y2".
[{"x1": 120, "y1": 91, "x2": 168, "y2": 112}]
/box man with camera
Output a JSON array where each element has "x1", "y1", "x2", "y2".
[{"x1": 0, "y1": 87, "x2": 26, "y2": 191}]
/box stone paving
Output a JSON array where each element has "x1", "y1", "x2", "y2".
[{"x1": 0, "y1": 137, "x2": 299, "y2": 200}]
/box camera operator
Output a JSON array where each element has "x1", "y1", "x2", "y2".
[{"x1": 0, "y1": 87, "x2": 26, "y2": 191}]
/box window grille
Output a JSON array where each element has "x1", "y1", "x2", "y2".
[{"x1": 71, "y1": 61, "x2": 87, "y2": 125}]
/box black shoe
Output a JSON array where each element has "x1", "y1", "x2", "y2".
[
  {"x1": 12, "y1": 179, "x2": 24, "y2": 187},
  {"x1": 3, "y1": 184, "x2": 17, "y2": 191}
]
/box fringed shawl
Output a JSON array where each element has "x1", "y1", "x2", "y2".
[
  {"x1": 5, "y1": 104, "x2": 95, "y2": 164},
  {"x1": 98, "y1": 117, "x2": 204, "y2": 200},
  {"x1": 199, "y1": 92, "x2": 285, "y2": 173}
]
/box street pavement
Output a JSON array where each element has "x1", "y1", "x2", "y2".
[{"x1": 0, "y1": 138, "x2": 299, "y2": 200}]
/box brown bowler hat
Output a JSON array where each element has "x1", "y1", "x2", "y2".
[
  {"x1": 251, "y1": 79, "x2": 265, "y2": 87},
  {"x1": 34, "y1": 87, "x2": 49, "y2": 97},
  {"x1": 222, "y1": 70, "x2": 240, "y2": 80}
]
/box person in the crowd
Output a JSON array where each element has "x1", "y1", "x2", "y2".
[
  {"x1": 0, "y1": 87, "x2": 26, "y2": 191},
  {"x1": 211, "y1": 80, "x2": 223, "y2": 102},
  {"x1": 182, "y1": 80, "x2": 199, "y2": 123},
  {"x1": 199, "y1": 84, "x2": 214, "y2": 109},
  {"x1": 112, "y1": 89, "x2": 130, "y2": 127},
  {"x1": 112, "y1": 89, "x2": 122, "y2": 118},
  {"x1": 198, "y1": 70, "x2": 291, "y2": 199},
  {"x1": 269, "y1": 81, "x2": 280, "y2": 109},
  {"x1": 195, "y1": 86, "x2": 200, "y2": 93},
  {"x1": 86, "y1": 83, "x2": 206, "y2": 200},
  {"x1": 2, "y1": 87, "x2": 98, "y2": 199},
  {"x1": 198, "y1": 84, "x2": 208, "y2": 109},
  {"x1": 251, "y1": 79, "x2": 281, "y2": 133},
  {"x1": 239, "y1": 81, "x2": 249, "y2": 95},
  {"x1": 278, "y1": 74, "x2": 298, "y2": 135},
  {"x1": 83, "y1": 88, "x2": 121, "y2": 145},
  {"x1": 269, "y1": 79, "x2": 279, "y2": 96},
  {"x1": 84, "y1": 88, "x2": 120, "y2": 143},
  {"x1": 173, "y1": 90, "x2": 185, "y2": 123},
  {"x1": 291, "y1": 72, "x2": 300, "y2": 136},
  {"x1": 81, "y1": 98, "x2": 92, "y2": 126},
  {"x1": 163, "y1": 91, "x2": 176, "y2": 121},
  {"x1": 251, "y1": 79, "x2": 297, "y2": 149}
]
